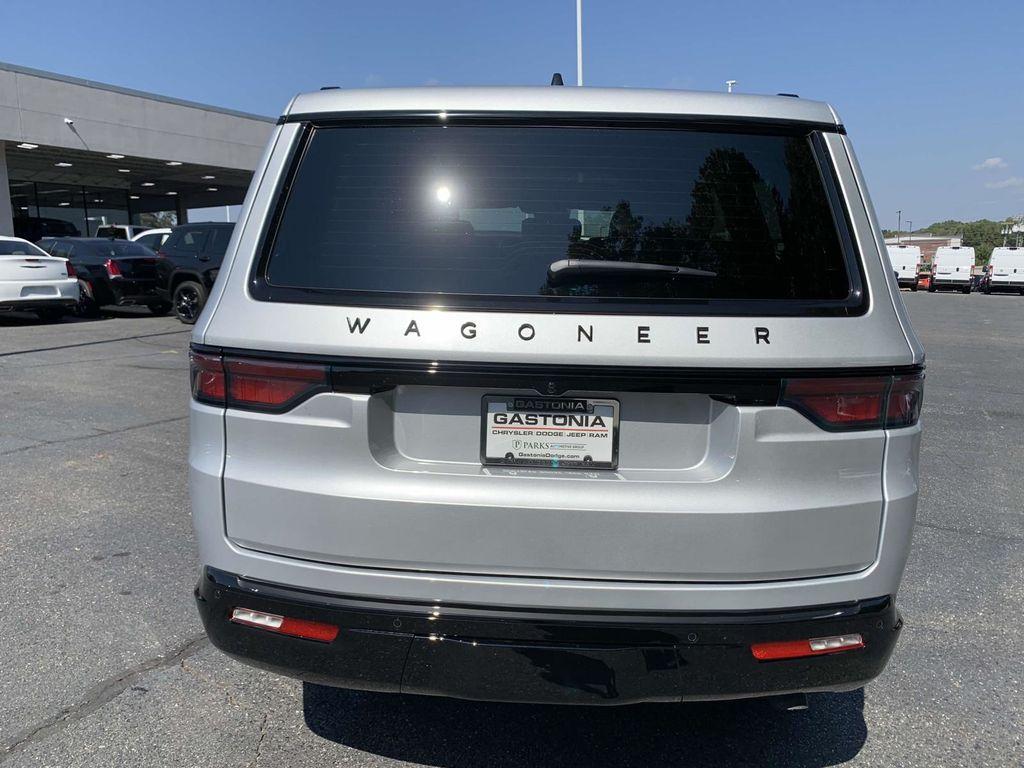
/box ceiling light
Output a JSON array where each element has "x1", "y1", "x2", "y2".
[
  {"x1": 206, "y1": 187, "x2": 218, "y2": 192},
  {"x1": 165, "y1": 161, "x2": 183, "y2": 166},
  {"x1": 118, "y1": 168, "x2": 131, "y2": 173},
  {"x1": 166, "y1": 191, "x2": 178, "y2": 196},
  {"x1": 106, "y1": 154, "x2": 125, "y2": 160},
  {"x1": 92, "y1": 199, "x2": 102, "y2": 203},
  {"x1": 16, "y1": 143, "x2": 39, "y2": 150},
  {"x1": 58, "y1": 202, "x2": 70, "y2": 207},
  {"x1": 141, "y1": 182, "x2": 155, "y2": 187},
  {"x1": 202, "y1": 175, "x2": 215, "y2": 180},
  {"x1": 20, "y1": 206, "x2": 29, "y2": 210},
  {"x1": 130, "y1": 195, "x2": 140, "y2": 200},
  {"x1": 54, "y1": 162, "x2": 73, "y2": 168}
]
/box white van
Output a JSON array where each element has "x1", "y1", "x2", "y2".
[
  {"x1": 886, "y1": 245, "x2": 921, "y2": 290},
  {"x1": 986, "y1": 246, "x2": 1024, "y2": 295},
  {"x1": 930, "y1": 246, "x2": 975, "y2": 293}
]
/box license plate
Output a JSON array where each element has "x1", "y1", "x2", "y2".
[
  {"x1": 20, "y1": 286, "x2": 58, "y2": 297},
  {"x1": 481, "y1": 395, "x2": 619, "y2": 469}
]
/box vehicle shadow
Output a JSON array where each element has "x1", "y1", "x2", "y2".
[{"x1": 303, "y1": 684, "x2": 866, "y2": 768}]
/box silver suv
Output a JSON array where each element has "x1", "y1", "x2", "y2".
[{"x1": 191, "y1": 87, "x2": 923, "y2": 706}]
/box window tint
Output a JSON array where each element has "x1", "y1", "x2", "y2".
[
  {"x1": 136, "y1": 233, "x2": 160, "y2": 249},
  {"x1": 167, "y1": 228, "x2": 209, "y2": 254},
  {"x1": 81, "y1": 241, "x2": 153, "y2": 258},
  {"x1": 262, "y1": 124, "x2": 858, "y2": 313},
  {"x1": 96, "y1": 226, "x2": 129, "y2": 240},
  {"x1": 204, "y1": 226, "x2": 234, "y2": 257},
  {"x1": 0, "y1": 240, "x2": 48, "y2": 256}
]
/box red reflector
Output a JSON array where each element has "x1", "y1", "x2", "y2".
[
  {"x1": 224, "y1": 357, "x2": 328, "y2": 410},
  {"x1": 189, "y1": 351, "x2": 226, "y2": 405},
  {"x1": 751, "y1": 633, "x2": 864, "y2": 661},
  {"x1": 781, "y1": 377, "x2": 889, "y2": 430},
  {"x1": 104, "y1": 258, "x2": 122, "y2": 278},
  {"x1": 230, "y1": 608, "x2": 339, "y2": 643}
]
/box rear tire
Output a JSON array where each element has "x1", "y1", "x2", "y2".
[
  {"x1": 962, "y1": 284, "x2": 972, "y2": 294},
  {"x1": 76, "y1": 293, "x2": 101, "y2": 318},
  {"x1": 173, "y1": 280, "x2": 206, "y2": 325},
  {"x1": 910, "y1": 283, "x2": 918, "y2": 292},
  {"x1": 147, "y1": 301, "x2": 173, "y2": 316},
  {"x1": 928, "y1": 284, "x2": 936, "y2": 293},
  {"x1": 34, "y1": 308, "x2": 66, "y2": 323}
]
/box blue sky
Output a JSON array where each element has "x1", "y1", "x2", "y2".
[{"x1": 2, "y1": 0, "x2": 1020, "y2": 226}]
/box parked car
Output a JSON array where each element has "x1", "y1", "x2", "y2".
[
  {"x1": 929, "y1": 246, "x2": 975, "y2": 293},
  {"x1": 37, "y1": 237, "x2": 168, "y2": 317},
  {"x1": 985, "y1": 246, "x2": 1024, "y2": 295},
  {"x1": 13, "y1": 216, "x2": 81, "y2": 242},
  {"x1": 885, "y1": 244, "x2": 921, "y2": 290},
  {"x1": 191, "y1": 86, "x2": 924, "y2": 708},
  {"x1": 0, "y1": 236, "x2": 79, "y2": 321},
  {"x1": 132, "y1": 227, "x2": 172, "y2": 251},
  {"x1": 95, "y1": 224, "x2": 152, "y2": 240},
  {"x1": 153, "y1": 222, "x2": 234, "y2": 324}
]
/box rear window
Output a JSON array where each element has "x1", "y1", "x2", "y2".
[
  {"x1": 83, "y1": 241, "x2": 153, "y2": 258},
  {"x1": 0, "y1": 240, "x2": 48, "y2": 256},
  {"x1": 259, "y1": 122, "x2": 862, "y2": 314},
  {"x1": 96, "y1": 226, "x2": 129, "y2": 239}
]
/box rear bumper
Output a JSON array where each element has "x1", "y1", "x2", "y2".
[
  {"x1": 196, "y1": 566, "x2": 902, "y2": 705},
  {"x1": 0, "y1": 278, "x2": 79, "y2": 311},
  {"x1": 113, "y1": 280, "x2": 162, "y2": 305},
  {"x1": 988, "y1": 280, "x2": 1024, "y2": 291},
  {"x1": 931, "y1": 278, "x2": 971, "y2": 287}
]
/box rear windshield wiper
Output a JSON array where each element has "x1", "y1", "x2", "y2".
[{"x1": 547, "y1": 259, "x2": 717, "y2": 284}]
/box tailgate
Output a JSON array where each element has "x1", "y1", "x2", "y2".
[{"x1": 221, "y1": 368, "x2": 886, "y2": 583}]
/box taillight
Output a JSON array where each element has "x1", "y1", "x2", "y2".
[
  {"x1": 154, "y1": 250, "x2": 167, "y2": 259},
  {"x1": 104, "y1": 258, "x2": 122, "y2": 278},
  {"x1": 226, "y1": 358, "x2": 328, "y2": 410},
  {"x1": 189, "y1": 350, "x2": 328, "y2": 412},
  {"x1": 190, "y1": 351, "x2": 225, "y2": 404},
  {"x1": 885, "y1": 374, "x2": 925, "y2": 428},
  {"x1": 65, "y1": 261, "x2": 76, "y2": 278},
  {"x1": 781, "y1": 374, "x2": 924, "y2": 431}
]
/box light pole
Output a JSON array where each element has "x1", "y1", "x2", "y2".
[
  {"x1": 576, "y1": 0, "x2": 583, "y2": 86},
  {"x1": 897, "y1": 210, "x2": 901, "y2": 244},
  {"x1": 726, "y1": 80, "x2": 737, "y2": 93}
]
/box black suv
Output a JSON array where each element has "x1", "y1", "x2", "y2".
[{"x1": 154, "y1": 222, "x2": 235, "y2": 324}]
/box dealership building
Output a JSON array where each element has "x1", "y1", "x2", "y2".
[{"x1": 0, "y1": 61, "x2": 274, "y2": 239}]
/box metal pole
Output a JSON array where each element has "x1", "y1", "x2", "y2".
[
  {"x1": 576, "y1": 0, "x2": 583, "y2": 86},
  {"x1": 897, "y1": 210, "x2": 901, "y2": 244}
]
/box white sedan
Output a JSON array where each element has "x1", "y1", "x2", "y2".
[{"x1": 0, "y1": 235, "x2": 79, "y2": 321}]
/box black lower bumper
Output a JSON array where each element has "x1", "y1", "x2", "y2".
[
  {"x1": 0, "y1": 298, "x2": 76, "y2": 313},
  {"x1": 196, "y1": 567, "x2": 901, "y2": 706}
]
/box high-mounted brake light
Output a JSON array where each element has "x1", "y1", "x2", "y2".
[
  {"x1": 751, "y1": 633, "x2": 864, "y2": 661},
  {"x1": 104, "y1": 258, "x2": 122, "y2": 278},
  {"x1": 189, "y1": 350, "x2": 328, "y2": 411},
  {"x1": 781, "y1": 374, "x2": 923, "y2": 431},
  {"x1": 230, "y1": 608, "x2": 339, "y2": 643}
]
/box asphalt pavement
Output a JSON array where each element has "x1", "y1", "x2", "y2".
[{"x1": 0, "y1": 294, "x2": 1021, "y2": 767}]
